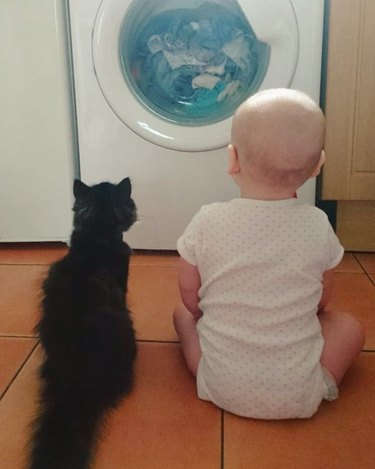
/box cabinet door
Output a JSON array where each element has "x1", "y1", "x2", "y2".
[{"x1": 322, "y1": 0, "x2": 375, "y2": 200}]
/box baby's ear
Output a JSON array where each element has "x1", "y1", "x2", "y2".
[
  {"x1": 227, "y1": 144, "x2": 241, "y2": 175},
  {"x1": 310, "y1": 150, "x2": 326, "y2": 178}
]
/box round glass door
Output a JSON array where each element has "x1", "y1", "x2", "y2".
[
  {"x1": 118, "y1": 0, "x2": 270, "y2": 126},
  {"x1": 93, "y1": 0, "x2": 298, "y2": 151}
]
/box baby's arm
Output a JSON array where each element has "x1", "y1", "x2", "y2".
[
  {"x1": 318, "y1": 268, "x2": 335, "y2": 314},
  {"x1": 178, "y1": 258, "x2": 202, "y2": 319}
]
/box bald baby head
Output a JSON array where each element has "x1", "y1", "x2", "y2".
[{"x1": 231, "y1": 89, "x2": 325, "y2": 190}]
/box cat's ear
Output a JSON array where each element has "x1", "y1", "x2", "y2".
[
  {"x1": 117, "y1": 177, "x2": 131, "y2": 199},
  {"x1": 73, "y1": 180, "x2": 91, "y2": 201}
]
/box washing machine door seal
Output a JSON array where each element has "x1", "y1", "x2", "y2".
[{"x1": 93, "y1": 0, "x2": 298, "y2": 152}]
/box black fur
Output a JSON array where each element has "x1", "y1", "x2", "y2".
[{"x1": 28, "y1": 178, "x2": 137, "y2": 469}]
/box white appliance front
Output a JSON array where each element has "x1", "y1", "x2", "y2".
[
  {"x1": 69, "y1": 0, "x2": 324, "y2": 249},
  {"x1": 1, "y1": 0, "x2": 77, "y2": 243}
]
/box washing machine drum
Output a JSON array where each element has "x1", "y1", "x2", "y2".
[{"x1": 93, "y1": 0, "x2": 299, "y2": 151}]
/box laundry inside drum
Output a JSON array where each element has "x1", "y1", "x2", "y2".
[{"x1": 119, "y1": 0, "x2": 270, "y2": 126}]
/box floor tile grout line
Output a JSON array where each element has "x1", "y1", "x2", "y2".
[
  {"x1": 0, "y1": 262, "x2": 180, "y2": 269},
  {"x1": 353, "y1": 253, "x2": 374, "y2": 276},
  {"x1": 0, "y1": 261, "x2": 363, "y2": 269},
  {"x1": 130, "y1": 265, "x2": 179, "y2": 269},
  {"x1": 350, "y1": 252, "x2": 366, "y2": 274},
  {"x1": 1, "y1": 337, "x2": 374, "y2": 350},
  {"x1": 360, "y1": 268, "x2": 375, "y2": 288},
  {"x1": 129, "y1": 261, "x2": 178, "y2": 269},
  {"x1": 333, "y1": 270, "x2": 371, "y2": 276},
  {"x1": 0, "y1": 262, "x2": 52, "y2": 267},
  {"x1": 0, "y1": 259, "x2": 370, "y2": 270},
  {"x1": 0, "y1": 340, "x2": 39, "y2": 401},
  {"x1": 0, "y1": 336, "x2": 180, "y2": 344},
  {"x1": 1, "y1": 336, "x2": 374, "y2": 349},
  {"x1": 352, "y1": 252, "x2": 375, "y2": 282},
  {"x1": 0, "y1": 335, "x2": 38, "y2": 339},
  {"x1": 366, "y1": 272, "x2": 375, "y2": 288},
  {"x1": 137, "y1": 339, "x2": 179, "y2": 344},
  {"x1": 333, "y1": 268, "x2": 375, "y2": 290}
]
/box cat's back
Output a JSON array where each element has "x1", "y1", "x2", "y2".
[
  {"x1": 42, "y1": 247, "x2": 127, "y2": 317},
  {"x1": 39, "y1": 247, "x2": 135, "y2": 385}
]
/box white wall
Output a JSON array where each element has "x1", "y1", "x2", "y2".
[{"x1": 0, "y1": 0, "x2": 78, "y2": 242}]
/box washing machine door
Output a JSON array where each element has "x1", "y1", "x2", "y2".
[{"x1": 93, "y1": 0, "x2": 298, "y2": 151}]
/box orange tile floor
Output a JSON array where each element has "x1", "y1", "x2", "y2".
[{"x1": 0, "y1": 244, "x2": 374, "y2": 468}]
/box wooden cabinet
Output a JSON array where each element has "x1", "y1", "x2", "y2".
[{"x1": 322, "y1": 0, "x2": 375, "y2": 250}]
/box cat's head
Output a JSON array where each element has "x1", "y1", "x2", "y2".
[{"x1": 73, "y1": 178, "x2": 137, "y2": 233}]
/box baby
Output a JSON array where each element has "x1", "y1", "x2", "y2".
[{"x1": 173, "y1": 88, "x2": 365, "y2": 419}]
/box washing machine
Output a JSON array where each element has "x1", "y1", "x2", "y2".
[{"x1": 68, "y1": 0, "x2": 324, "y2": 249}]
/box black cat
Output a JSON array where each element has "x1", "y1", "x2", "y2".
[{"x1": 29, "y1": 178, "x2": 137, "y2": 469}]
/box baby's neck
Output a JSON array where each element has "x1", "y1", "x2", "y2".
[{"x1": 239, "y1": 185, "x2": 296, "y2": 201}]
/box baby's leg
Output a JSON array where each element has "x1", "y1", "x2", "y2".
[
  {"x1": 319, "y1": 309, "x2": 365, "y2": 384},
  {"x1": 173, "y1": 304, "x2": 201, "y2": 376}
]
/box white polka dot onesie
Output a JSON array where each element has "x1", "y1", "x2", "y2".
[{"x1": 177, "y1": 198, "x2": 344, "y2": 419}]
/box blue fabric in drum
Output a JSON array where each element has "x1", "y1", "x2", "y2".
[{"x1": 119, "y1": 1, "x2": 270, "y2": 126}]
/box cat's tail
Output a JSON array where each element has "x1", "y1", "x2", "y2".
[{"x1": 28, "y1": 389, "x2": 109, "y2": 469}]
